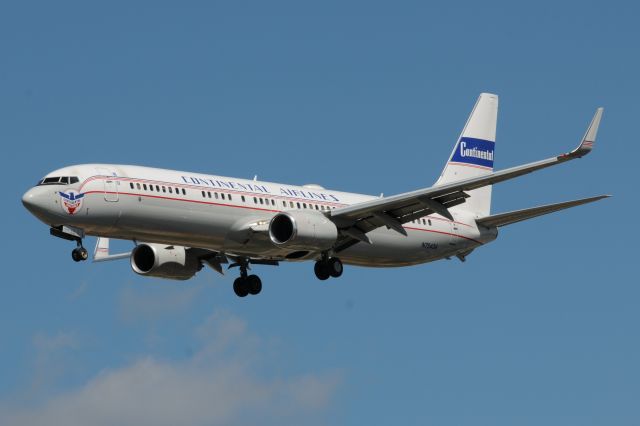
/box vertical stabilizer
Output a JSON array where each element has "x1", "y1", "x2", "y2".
[{"x1": 435, "y1": 93, "x2": 498, "y2": 216}]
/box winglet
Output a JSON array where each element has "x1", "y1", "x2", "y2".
[{"x1": 567, "y1": 107, "x2": 604, "y2": 158}]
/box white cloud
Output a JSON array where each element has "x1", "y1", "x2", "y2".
[
  {"x1": 0, "y1": 312, "x2": 340, "y2": 426},
  {"x1": 28, "y1": 331, "x2": 79, "y2": 397}
]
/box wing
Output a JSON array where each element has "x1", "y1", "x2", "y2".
[{"x1": 329, "y1": 108, "x2": 603, "y2": 251}]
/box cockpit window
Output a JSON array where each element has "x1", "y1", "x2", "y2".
[{"x1": 37, "y1": 176, "x2": 80, "y2": 186}]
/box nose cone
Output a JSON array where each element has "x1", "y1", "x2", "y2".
[
  {"x1": 22, "y1": 188, "x2": 37, "y2": 212},
  {"x1": 22, "y1": 187, "x2": 51, "y2": 219}
]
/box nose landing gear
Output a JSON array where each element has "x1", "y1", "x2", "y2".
[
  {"x1": 50, "y1": 226, "x2": 89, "y2": 262},
  {"x1": 71, "y1": 246, "x2": 89, "y2": 262}
]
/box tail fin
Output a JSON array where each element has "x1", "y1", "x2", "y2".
[{"x1": 435, "y1": 93, "x2": 498, "y2": 217}]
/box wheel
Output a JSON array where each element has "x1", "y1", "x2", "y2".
[
  {"x1": 233, "y1": 277, "x2": 249, "y2": 297},
  {"x1": 78, "y1": 247, "x2": 88, "y2": 261},
  {"x1": 314, "y1": 261, "x2": 330, "y2": 280},
  {"x1": 327, "y1": 257, "x2": 343, "y2": 278},
  {"x1": 71, "y1": 248, "x2": 82, "y2": 262},
  {"x1": 247, "y1": 275, "x2": 262, "y2": 295}
]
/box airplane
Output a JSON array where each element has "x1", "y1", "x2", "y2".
[{"x1": 22, "y1": 93, "x2": 608, "y2": 297}]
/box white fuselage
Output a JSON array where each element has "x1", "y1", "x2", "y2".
[{"x1": 23, "y1": 164, "x2": 498, "y2": 267}]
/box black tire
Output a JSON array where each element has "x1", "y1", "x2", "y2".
[
  {"x1": 247, "y1": 275, "x2": 262, "y2": 295},
  {"x1": 328, "y1": 258, "x2": 343, "y2": 278},
  {"x1": 71, "y1": 248, "x2": 82, "y2": 262},
  {"x1": 79, "y1": 247, "x2": 88, "y2": 261},
  {"x1": 233, "y1": 277, "x2": 249, "y2": 297},
  {"x1": 314, "y1": 261, "x2": 330, "y2": 280}
]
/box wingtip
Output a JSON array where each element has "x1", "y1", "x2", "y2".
[
  {"x1": 567, "y1": 107, "x2": 604, "y2": 158},
  {"x1": 585, "y1": 107, "x2": 604, "y2": 142},
  {"x1": 590, "y1": 194, "x2": 612, "y2": 202}
]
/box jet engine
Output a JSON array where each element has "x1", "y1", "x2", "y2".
[
  {"x1": 269, "y1": 210, "x2": 338, "y2": 251},
  {"x1": 130, "y1": 243, "x2": 202, "y2": 280}
]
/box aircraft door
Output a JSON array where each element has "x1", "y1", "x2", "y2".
[
  {"x1": 96, "y1": 167, "x2": 120, "y2": 202},
  {"x1": 447, "y1": 213, "x2": 468, "y2": 252},
  {"x1": 104, "y1": 179, "x2": 119, "y2": 202}
]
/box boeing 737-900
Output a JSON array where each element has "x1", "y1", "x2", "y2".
[{"x1": 22, "y1": 94, "x2": 608, "y2": 297}]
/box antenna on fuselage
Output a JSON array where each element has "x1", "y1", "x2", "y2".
[{"x1": 253, "y1": 175, "x2": 258, "y2": 181}]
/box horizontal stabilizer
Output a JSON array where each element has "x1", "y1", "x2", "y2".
[{"x1": 476, "y1": 195, "x2": 610, "y2": 228}]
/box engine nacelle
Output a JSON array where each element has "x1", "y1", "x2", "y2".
[
  {"x1": 269, "y1": 210, "x2": 338, "y2": 251},
  {"x1": 130, "y1": 243, "x2": 201, "y2": 280}
]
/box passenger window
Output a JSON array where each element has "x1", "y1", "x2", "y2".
[
  {"x1": 137, "y1": 183, "x2": 141, "y2": 190},
  {"x1": 168, "y1": 187, "x2": 172, "y2": 193},
  {"x1": 221, "y1": 193, "x2": 226, "y2": 200},
  {"x1": 155, "y1": 185, "x2": 159, "y2": 192},
  {"x1": 162, "y1": 186, "x2": 166, "y2": 193},
  {"x1": 253, "y1": 197, "x2": 257, "y2": 204},
  {"x1": 150, "y1": 185, "x2": 155, "y2": 192},
  {"x1": 208, "y1": 192, "x2": 212, "y2": 198},
  {"x1": 242, "y1": 196, "x2": 246, "y2": 202},
  {"x1": 215, "y1": 193, "x2": 219, "y2": 199},
  {"x1": 303, "y1": 203, "x2": 307, "y2": 209},
  {"x1": 259, "y1": 198, "x2": 264, "y2": 205},
  {"x1": 428, "y1": 219, "x2": 432, "y2": 226},
  {"x1": 182, "y1": 189, "x2": 186, "y2": 195},
  {"x1": 130, "y1": 183, "x2": 134, "y2": 189},
  {"x1": 297, "y1": 202, "x2": 301, "y2": 209},
  {"x1": 201, "y1": 191, "x2": 205, "y2": 197},
  {"x1": 228, "y1": 194, "x2": 232, "y2": 201},
  {"x1": 290, "y1": 201, "x2": 294, "y2": 208},
  {"x1": 271, "y1": 199, "x2": 275, "y2": 206},
  {"x1": 143, "y1": 184, "x2": 148, "y2": 190}
]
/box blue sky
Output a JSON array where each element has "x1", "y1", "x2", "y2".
[{"x1": 1, "y1": 1, "x2": 638, "y2": 424}]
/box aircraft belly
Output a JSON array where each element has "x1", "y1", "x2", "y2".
[{"x1": 339, "y1": 222, "x2": 481, "y2": 267}]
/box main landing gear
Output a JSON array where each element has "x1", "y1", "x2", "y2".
[
  {"x1": 232, "y1": 263, "x2": 262, "y2": 297},
  {"x1": 314, "y1": 257, "x2": 343, "y2": 280}
]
